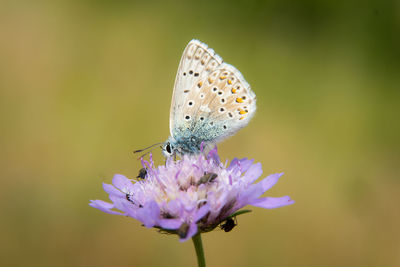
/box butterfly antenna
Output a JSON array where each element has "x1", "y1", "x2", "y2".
[
  {"x1": 133, "y1": 142, "x2": 163, "y2": 153},
  {"x1": 133, "y1": 142, "x2": 163, "y2": 159},
  {"x1": 135, "y1": 145, "x2": 162, "y2": 160}
]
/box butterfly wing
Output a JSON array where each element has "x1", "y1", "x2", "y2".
[
  {"x1": 182, "y1": 63, "x2": 256, "y2": 144},
  {"x1": 170, "y1": 40, "x2": 256, "y2": 149},
  {"x1": 170, "y1": 40, "x2": 223, "y2": 137}
]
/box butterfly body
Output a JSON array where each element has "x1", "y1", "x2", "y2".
[{"x1": 163, "y1": 40, "x2": 256, "y2": 157}]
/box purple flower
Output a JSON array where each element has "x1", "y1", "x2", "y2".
[{"x1": 90, "y1": 147, "x2": 294, "y2": 242}]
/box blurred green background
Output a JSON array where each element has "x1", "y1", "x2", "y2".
[{"x1": 1, "y1": 0, "x2": 399, "y2": 266}]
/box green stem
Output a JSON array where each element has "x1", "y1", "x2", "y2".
[{"x1": 192, "y1": 233, "x2": 206, "y2": 267}]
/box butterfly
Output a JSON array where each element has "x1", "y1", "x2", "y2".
[{"x1": 161, "y1": 39, "x2": 257, "y2": 157}]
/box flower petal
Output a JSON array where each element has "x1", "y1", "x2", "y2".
[
  {"x1": 194, "y1": 204, "x2": 210, "y2": 222},
  {"x1": 260, "y1": 173, "x2": 284, "y2": 193},
  {"x1": 139, "y1": 201, "x2": 160, "y2": 228},
  {"x1": 109, "y1": 194, "x2": 129, "y2": 211},
  {"x1": 228, "y1": 158, "x2": 254, "y2": 172},
  {"x1": 227, "y1": 158, "x2": 239, "y2": 170},
  {"x1": 180, "y1": 223, "x2": 198, "y2": 242},
  {"x1": 250, "y1": 196, "x2": 295, "y2": 209},
  {"x1": 238, "y1": 158, "x2": 254, "y2": 173},
  {"x1": 103, "y1": 183, "x2": 125, "y2": 197},
  {"x1": 236, "y1": 183, "x2": 265, "y2": 208},
  {"x1": 242, "y1": 162, "x2": 263, "y2": 184},
  {"x1": 207, "y1": 146, "x2": 220, "y2": 165},
  {"x1": 158, "y1": 218, "x2": 182, "y2": 230},
  {"x1": 164, "y1": 199, "x2": 181, "y2": 217},
  {"x1": 112, "y1": 174, "x2": 134, "y2": 191},
  {"x1": 89, "y1": 200, "x2": 123, "y2": 215}
]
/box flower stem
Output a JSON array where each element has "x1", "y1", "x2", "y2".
[{"x1": 192, "y1": 233, "x2": 206, "y2": 267}]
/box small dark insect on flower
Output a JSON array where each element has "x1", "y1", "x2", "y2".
[
  {"x1": 177, "y1": 223, "x2": 190, "y2": 239},
  {"x1": 136, "y1": 168, "x2": 147, "y2": 179},
  {"x1": 126, "y1": 194, "x2": 133, "y2": 203},
  {"x1": 197, "y1": 172, "x2": 218, "y2": 185},
  {"x1": 126, "y1": 193, "x2": 143, "y2": 208},
  {"x1": 220, "y1": 217, "x2": 237, "y2": 232}
]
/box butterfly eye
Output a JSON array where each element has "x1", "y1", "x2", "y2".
[{"x1": 166, "y1": 143, "x2": 172, "y2": 154}]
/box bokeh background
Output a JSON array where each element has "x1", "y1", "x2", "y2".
[{"x1": 1, "y1": 0, "x2": 399, "y2": 266}]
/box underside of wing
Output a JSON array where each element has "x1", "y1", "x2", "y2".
[
  {"x1": 178, "y1": 62, "x2": 257, "y2": 144},
  {"x1": 169, "y1": 40, "x2": 223, "y2": 136}
]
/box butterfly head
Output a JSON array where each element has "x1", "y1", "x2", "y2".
[
  {"x1": 162, "y1": 137, "x2": 178, "y2": 157},
  {"x1": 162, "y1": 136, "x2": 204, "y2": 157}
]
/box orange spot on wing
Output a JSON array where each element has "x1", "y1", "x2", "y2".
[
  {"x1": 227, "y1": 79, "x2": 232, "y2": 85},
  {"x1": 219, "y1": 76, "x2": 227, "y2": 80},
  {"x1": 208, "y1": 78, "x2": 214, "y2": 84},
  {"x1": 231, "y1": 88, "x2": 237, "y2": 94},
  {"x1": 236, "y1": 98, "x2": 243, "y2": 103}
]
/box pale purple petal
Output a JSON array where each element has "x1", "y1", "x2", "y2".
[
  {"x1": 238, "y1": 158, "x2": 254, "y2": 172},
  {"x1": 141, "y1": 158, "x2": 151, "y2": 170},
  {"x1": 112, "y1": 174, "x2": 134, "y2": 191},
  {"x1": 237, "y1": 173, "x2": 285, "y2": 207},
  {"x1": 228, "y1": 158, "x2": 253, "y2": 172},
  {"x1": 89, "y1": 200, "x2": 123, "y2": 215},
  {"x1": 158, "y1": 218, "x2": 182, "y2": 230},
  {"x1": 250, "y1": 196, "x2": 295, "y2": 209},
  {"x1": 180, "y1": 223, "x2": 198, "y2": 242},
  {"x1": 242, "y1": 162, "x2": 263, "y2": 184},
  {"x1": 89, "y1": 199, "x2": 112, "y2": 210},
  {"x1": 133, "y1": 209, "x2": 154, "y2": 228},
  {"x1": 164, "y1": 199, "x2": 182, "y2": 217},
  {"x1": 103, "y1": 183, "x2": 125, "y2": 197},
  {"x1": 122, "y1": 202, "x2": 139, "y2": 219},
  {"x1": 227, "y1": 158, "x2": 239, "y2": 170},
  {"x1": 207, "y1": 146, "x2": 220, "y2": 164},
  {"x1": 137, "y1": 201, "x2": 160, "y2": 228},
  {"x1": 260, "y1": 173, "x2": 284, "y2": 192},
  {"x1": 194, "y1": 204, "x2": 210, "y2": 222},
  {"x1": 237, "y1": 183, "x2": 265, "y2": 205},
  {"x1": 109, "y1": 194, "x2": 130, "y2": 211}
]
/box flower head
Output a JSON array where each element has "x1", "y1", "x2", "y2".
[{"x1": 90, "y1": 147, "x2": 294, "y2": 242}]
